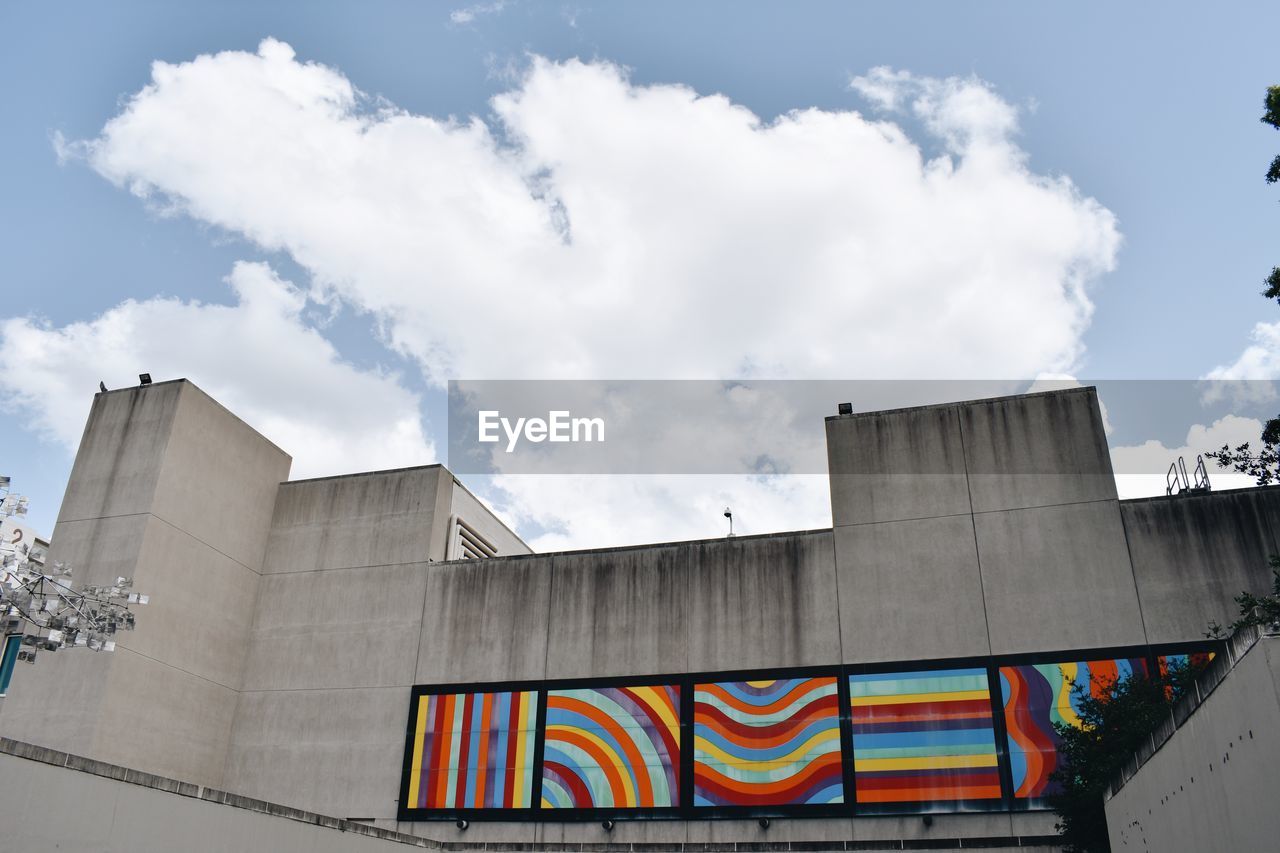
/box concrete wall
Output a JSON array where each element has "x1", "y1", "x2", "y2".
[
  {"x1": 1104, "y1": 635, "x2": 1280, "y2": 853},
  {"x1": 0, "y1": 742, "x2": 437, "y2": 853},
  {"x1": 1122, "y1": 488, "x2": 1280, "y2": 643},
  {"x1": 9, "y1": 382, "x2": 1280, "y2": 848},
  {"x1": 0, "y1": 380, "x2": 291, "y2": 788},
  {"x1": 826, "y1": 388, "x2": 1146, "y2": 661}
]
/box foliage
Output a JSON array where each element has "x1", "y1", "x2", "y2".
[
  {"x1": 1048, "y1": 662, "x2": 1201, "y2": 853},
  {"x1": 1264, "y1": 85, "x2": 1280, "y2": 301},
  {"x1": 1206, "y1": 416, "x2": 1280, "y2": 485},
  {"x1": 1206, "y1": 554, "x2": 1280, "y2": 639}
]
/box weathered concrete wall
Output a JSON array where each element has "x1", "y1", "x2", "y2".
[
  {"x1": 1122, "y1": 488, "x2": 1280, "y2": 643},
  {"x1": 0, "y1": 380, "x2": 291, "y2": 787},
  {"x1": 1104, "y1": 635, "x2": 1280, "y2": 853},
  {"x1": 0, "y1": 742, "x2": 437, "y2": 853},
  {"x1": 225, "y1": 466, "x2": 450, "y2": 820},
  {"x1": 826, "y1": 388, "x2": 1144, "y2": 661}
]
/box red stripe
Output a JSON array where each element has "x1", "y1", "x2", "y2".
[
  {"x1": 696, "y1": 692, "x2": 839, "y2": 741},
  {"x1": 454, "y1": 693, "x2": 475, "y2": 809},
  {"x1": 856, "y1": 770, "x2": 1000, "y2": 790},
  {"x1": 425, "y1": 696, "x2": 448, "y2": 807},
  {"x1": 503, "y1": 694, "x2": 520, "y2": 808},
  {"x1": 621, "y1": 685, "x2": 681, "y2": 800},
  {"x1": 852, "y1": 698, "x2": 992, "y2": 723},
  {"x1": 695, "y1": 752, "x2": 842, "y2": 805},
  {"x1": 543, "y1": 760, "x2": 594, "y2": 808}
]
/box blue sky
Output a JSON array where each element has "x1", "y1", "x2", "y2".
[{"x1": 2, "y1": 1, "x2": 1278, "y2": 544}]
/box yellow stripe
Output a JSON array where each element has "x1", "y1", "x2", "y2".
[
  {"x1": 854, "y1": 753, "x2": 998, "y2": 772},
  {"x1": 1056, "y1": 664, "x2": 1082, "y2": 729},
  {"x1": 628, "y1": 685, "x2": 680, "y2": 734},
  {"x1": 546, "y1": 725, "x2": 638, "y2": 806},
  {"x1": 407, "y1": 696, "x2": 429, "y2": 807},
  {"x1": 850, "y1": 689, "x2": 989, "y2": 707},
  {"x1": 513, "y1": 694, "x2": 530, "y2": 808},
  {"x1": 745, "y1": 680, "x2": 777, "y2": 688},
  {"x1": 694, "y1": 727, "x2": 840, "y2": 770}
]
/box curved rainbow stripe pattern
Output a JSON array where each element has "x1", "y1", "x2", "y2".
[
  {"x1": 999, "y1": 658, "x2": 1147, "y2": 799},
  {"x1": 849, "y1": 668, "x2": 1001, "y2": 806},
  {"x1": 406, "y1": 690, "x2": 539, "y2": 809},
  {"x1": 692, "y1": 678, "x2": 843, "y2": 807},
  {"x1": 541, "y1": 685, "x2": 681, "y2": 809}
]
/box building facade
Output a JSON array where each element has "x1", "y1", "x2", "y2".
[{"x1": 1, "y1": 379, "x2": 1275, "y2": 849}]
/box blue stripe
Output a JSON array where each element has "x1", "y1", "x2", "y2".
[
  {"x1": 695, "y1": 716, "x2": 838, "y2": 761},
  {"x1": 852, "y1": 727, "x2": 996, "y2": 750}
]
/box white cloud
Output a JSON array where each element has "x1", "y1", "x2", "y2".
[
  {"x1": 449, "y1": 1, "x2": 507, "y2": 25},
  {"x1": 0, "y1": 262, "x2": 433, "y2": 480},
  {"x1": 37, "y1": 41, "x2": 1125, "y2": 548},
  {"x1": 1110, "y1": 415, "x2": 1261, "y2": 499}
]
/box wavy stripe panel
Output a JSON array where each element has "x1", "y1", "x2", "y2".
[
  {"x1": 406, "y1": 690, "x2": 539, "y2": 809},
  {"x1": 540, "y1": 684, "x2": 681, "y2": 809},
  {"x1": 693, "y1": 677, "x2": 843, "y2": 807},
  {"x1": 850, "y1": 668, "x2": 1000, "y2": 806},
  {"x1": 999, "y1": 658, "x2": 1147, "y2": 799}
]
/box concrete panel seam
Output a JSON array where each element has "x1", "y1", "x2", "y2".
[
  {"x1": 55, "y1": 511, "x2": 154, "y2": 525},
  {"x1": 262, "y1": 559, "x2": 441, "y2": 577},
  {"x1": 117, "y1": 645, "x2": 242, "y2": 695},
  {"x1": 150, "y1": 511, "x2": 264, "y2": 576},
  {"x1": 831, "y1": 511, "x2": 974, "y2": 530},
  {"x1": 969, "y1": 497, "x2": 1119, "y2": 517},
  {"x1": 1115, "y1": 497, "x2": 1153, "y2": 646},
  {"x1": 956, "y1": 409, "x2": 995, "y2": 657},
  {"x1": 235, "y1": 684, "x2": 409, "y2": 695}
]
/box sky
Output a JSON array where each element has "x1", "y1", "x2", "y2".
[{"x1": 1, "y1": 1, "x2": 1278, "y2": 548}]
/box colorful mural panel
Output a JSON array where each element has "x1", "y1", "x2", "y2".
[
  {"x1": 405, "y1": 690, "x2": 539, "y2": 809},
  {"x1": 540, "y1": 684, "x2": 681, "y2": 809},
  {"x1": 693, "y1": 677, "x2": 843, "y2": 807},
  {"x1": 849, "y1": 668, "x2": 1001, "y2": 806},
  {"x1": 1000, "y1": 658, "x2": 1148, "y2": 799}
]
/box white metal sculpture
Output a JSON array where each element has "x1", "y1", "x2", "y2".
[{"x1": 1, "y1": 477, "x2": 148, "y2": 665}]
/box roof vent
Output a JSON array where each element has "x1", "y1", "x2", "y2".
[{"x1": 447, "y1": 515, "x2": 499, "y2": 560}]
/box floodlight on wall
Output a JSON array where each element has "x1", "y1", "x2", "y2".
[
  {"x1": 138, "y1": 373, "x2": 152, "y2": 386},
  {"x1": 837, "y1": 402, "x2": 853, "y2": 415}
]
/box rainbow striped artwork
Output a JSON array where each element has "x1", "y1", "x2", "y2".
[
  {"x1": 849, "y1": 668, "x2": 1001, "y2": 806},
  {"x1": 999, "y1": 658, "x2": 1148, "y2": 799},
  {"x1": 1158, "y1": 651, "x2": 1214, "y2": 676},
  {"x1": 404, "y1": 690, "x2": 539, "y2": 810},
  {"x1": 540, "y1": 685, "x2": 681, "y2": 809},
  {"x1": 692, "y1": 677, "x2": 844, "y2": 807}
]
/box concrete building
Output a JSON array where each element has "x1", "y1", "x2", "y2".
[
  {"x1": 1, "y1": 379, "x2": 1276, "y2": 851},
  {"x1": 1104, "y1": 623, "x2": 1280, "y2": 852}
]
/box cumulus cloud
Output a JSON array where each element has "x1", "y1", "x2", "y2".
[
  {"x1": 31, "y1": 40, "x2": 1125, "y2": 548},
  {"x1": 71, "y1": 41, "x2": 1120, "y2": 384},
  {"x1": 0, "y1": 262, "x2": 433, "y2": 479},
  {"x1": 1110, "y1": 415, "x2": 1260, "y2": 499}
]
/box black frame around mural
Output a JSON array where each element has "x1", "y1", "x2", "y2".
[{"x1": 396, "y1": 639, "x2": 1220, "y2": 822}]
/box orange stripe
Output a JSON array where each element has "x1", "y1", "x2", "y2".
[
  {"x1": 858, "y1": 784, "x2": 1002, "y2": 803},
  {"x1": 698, "y1": 678, "x2": 833, "y2": 717},
  {"x1": 549, "y1": 696, "x2": 654, "y2": 806},
  {"x1": 696, "y1": 750, "x2": 841, "y2": 796},
  {"x1": 548, "y1": 728, "x2": 630, "y2": 806}
]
